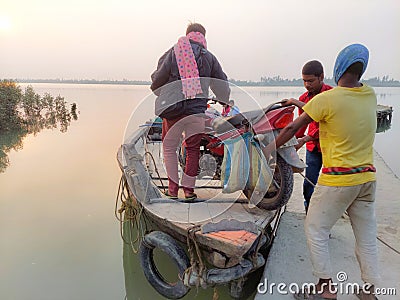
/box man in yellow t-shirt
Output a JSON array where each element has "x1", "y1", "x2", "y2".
[
  {"x1": 266, "y1": 44, "x2": 379, "y2": 300},
  {"x1": 304, "y1": 83, "x2": 377, "y2": 187}
]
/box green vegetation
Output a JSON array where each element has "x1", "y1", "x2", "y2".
[{"x1": 0, "y1": 80, "x2": 78, "y2": 172}]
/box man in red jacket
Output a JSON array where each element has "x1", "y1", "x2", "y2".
[{"x1": 282, "y1": 60, "x2": 332, "y2": 213}]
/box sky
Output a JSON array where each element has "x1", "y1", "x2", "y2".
[{"x1": 1, "y1": 0, "x2": 399, "y2": 82}]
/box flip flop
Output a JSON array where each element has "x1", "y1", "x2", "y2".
[
  {"x1": 163, "y1": 191, "x2": 178, "y2": 200},
  {"x1": 184, "y1": 193, "x2": 197, "y2": 201},
  {"x1": 293, "y1": 291, "x2": 337, "y2": 300}
]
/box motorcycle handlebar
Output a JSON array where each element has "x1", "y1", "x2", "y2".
[
  {"x1": 209, "y1": 98, "x2": 295, "y2": 111},
  {"x1": 208, "y1": 98, "x2": 225, "y2": 105}
]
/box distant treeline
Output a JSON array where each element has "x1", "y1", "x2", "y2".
[
  {"x1": 12, "y1": 76, "x2": 400, "y2": 87},
  {"x1": 232, "y1": 75, "x2": 400, "y2": 87},
  {"x1": 15, "y1": 78, "x2": 151, "y2": 85}
]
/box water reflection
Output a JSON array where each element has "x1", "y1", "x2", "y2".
[{"x1": 0, "y1": 81, "x2": 78, "y2": 172}]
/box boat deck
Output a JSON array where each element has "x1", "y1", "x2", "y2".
[{"x1": 118, "y1": 128, "x2": 278, "y2": 260}]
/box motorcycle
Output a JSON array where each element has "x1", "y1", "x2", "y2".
[{"x1": 179, "y1": 101, "x2": 306, "y2": 210}]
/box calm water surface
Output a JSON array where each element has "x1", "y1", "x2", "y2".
[{"x1": 0, "y1": 84, "x2": 398, "y2": 300}]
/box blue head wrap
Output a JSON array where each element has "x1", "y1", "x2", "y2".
[{"x1": 333, "y1": 43, "x2": 369, "y2": 84}]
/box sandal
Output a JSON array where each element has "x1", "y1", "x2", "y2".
[
  {"x1": 164, "y1": 191, "x2": 178, "y2": 200},
  {"x1": 293, "y1": 290, "x2": 337, "y2": 300},
  {"x1": 184, "y1": 193, "x2": 197, "y2": 201}
]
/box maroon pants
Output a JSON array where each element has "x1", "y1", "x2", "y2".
[{"x1": 162, "y1": 115, "x2": 205, "y2": 196}]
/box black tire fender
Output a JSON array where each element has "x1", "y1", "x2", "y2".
[{"x1": 139, "y1": 231, "x2": 190, "y2": 299}]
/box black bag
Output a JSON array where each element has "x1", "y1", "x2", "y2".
[{"x1": 154, "y1": 82, "x2": 187, "y2": 119}]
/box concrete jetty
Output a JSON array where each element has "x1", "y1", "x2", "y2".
[{"x1": 256, "y1": 150, "x2": 400, "y2": 300}]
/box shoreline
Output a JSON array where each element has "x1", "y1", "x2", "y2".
[{"x1": 11, "y1": 80, "x2": 400, "y2": 88}]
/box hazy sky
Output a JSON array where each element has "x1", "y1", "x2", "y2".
[{"x1": 1, "y1": 0, "x2": 399, "y2": 81}]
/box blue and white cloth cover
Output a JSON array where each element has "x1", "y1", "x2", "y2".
[{"x1": 333, "y1": 43, "x2": 369, "y2": 84}]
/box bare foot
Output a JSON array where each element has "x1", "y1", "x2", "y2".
[
  {"x1": 357, "y1": 285, "x2": 378, "y2": 300},
  {"x1": 315, "y1": 283, "x2": 337, "y2": 299}
]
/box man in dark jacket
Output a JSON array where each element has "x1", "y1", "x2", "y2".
[{"x1": 150, "y1": 22, "x2": 230, "y2": 200}]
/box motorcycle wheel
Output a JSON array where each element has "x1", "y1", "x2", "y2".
[
  {"x1": 244, "y1": 155, "x2": 294, "y2": 210},
  {"x1": 178, "y1": 144, "x2": 221, "y2": 180}
]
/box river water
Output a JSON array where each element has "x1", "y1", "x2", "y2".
[{"x1": 0, "y1": 84, "x2": 398, "y2": 300}]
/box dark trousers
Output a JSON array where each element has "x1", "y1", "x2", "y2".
[{"x1": 303, "y1": 148, "x2": 322, "y2": 212}]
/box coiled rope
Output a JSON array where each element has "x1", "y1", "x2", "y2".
[{"x1": 115, "y1": 175, "x2": 149, "y2": 253}]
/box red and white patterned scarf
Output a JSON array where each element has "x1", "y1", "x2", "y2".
[{"x1": 174, "y1": 32, "x2": 207, "y2": 99}]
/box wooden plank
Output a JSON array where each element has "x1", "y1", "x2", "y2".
[
  {"x1": 195, "y1": 229, "x2": 255, "y2": 257},
  {"x1": 146, "y1": 199, "x2": 190, "y2": 224},
  {"x1": 377, "y1": 104, "x2": 393, "y2": 112},
  {"x1": 205, "y1": 230, "x2": 258, "y2": 247},
  {"x1": 188, "y1": 202, "x2": 214, "y2": 223},
  {"x1": 122, "y1": 143, "x2": 162, "y2": 203}
]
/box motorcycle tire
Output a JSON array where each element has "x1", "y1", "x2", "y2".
[{"x1": 244, "y1": 155, "x2": 294, "y2": 210}]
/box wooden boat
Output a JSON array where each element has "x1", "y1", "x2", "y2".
[
  {"x1": 116, "y1": 122, "x2": 282, "y2": 299},
  {"x1": 376, "y1": 104, "x2": 393, "y2": 133}
]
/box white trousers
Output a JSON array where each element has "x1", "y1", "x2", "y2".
[{"x1": 305, "y1": 181, "x2": 380, "y2": 285}]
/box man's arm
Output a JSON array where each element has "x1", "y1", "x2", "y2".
[
  {"x1": 264, "y1": 112, "x2": 314, "y2": 156},
  {"x1": 150, "y1": 50, "x2": 172, "y2": 94},
  {"x1": 295, "y1": 122, "x2": 319, "y2": 149},
  {"x1": 295, "y1": 134, "x2": 317, "y2": 150},
  {"x1": 308, "y1": 126, "x2": 319, "y2": 140},
  {"x1": 275, "y1": 112, "x2": 313, "y2": 147},
  {"x1": 282, "y1": 98, "x2": 306, "y2": 109},
  {"x1": 282, "y1": 98, "x2": 308, "y2": 138}
]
